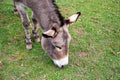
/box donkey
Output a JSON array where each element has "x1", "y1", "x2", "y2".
[{"x1": 14, "y1": 0, "x2": 81, "y2": 68}]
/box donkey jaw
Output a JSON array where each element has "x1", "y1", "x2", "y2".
[{"x1": 52, "y1": 55, "x2": 68, "y2": 68}]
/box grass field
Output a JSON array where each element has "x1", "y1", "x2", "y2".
[{"x1": 0, "y1": 0, "x2": 120, "y2": 80}]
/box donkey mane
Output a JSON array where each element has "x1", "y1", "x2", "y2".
[{"x1": 52, "y1": 0, "x2": 64, "y2": 26}]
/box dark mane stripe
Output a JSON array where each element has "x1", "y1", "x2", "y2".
[{"x1": 52, "y1": 0, "x2": 64, "y2": 26}]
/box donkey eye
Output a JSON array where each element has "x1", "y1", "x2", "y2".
[{"x1": 55, "y1": 46, "x2": 62, "y2": 49}]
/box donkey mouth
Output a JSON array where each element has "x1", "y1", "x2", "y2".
[{"x1": 52, "y1": 55, "x2": 68, "y2": 68}]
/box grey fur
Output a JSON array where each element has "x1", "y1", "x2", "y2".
[{"x1": 14, "y1": 0, "x2": 81, "y2": 67}]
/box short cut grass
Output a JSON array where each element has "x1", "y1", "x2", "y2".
[{"x1": 0, "y1": 0, "x2": 120, "y2": 80}]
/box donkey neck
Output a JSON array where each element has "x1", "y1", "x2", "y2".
[{"x1": 27, "y1": 0, "x2": 64, "y2": 31}]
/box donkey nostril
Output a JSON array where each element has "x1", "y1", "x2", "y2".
[{"x1": 61, "y1": 65, "x2": 64, "y2": 68}]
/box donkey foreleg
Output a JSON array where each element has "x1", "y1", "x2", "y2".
[
  {"x1": 13, "y1": 0, "x2": 19, "y2": 14},
  {"x1": 32, "y1": 13, "x2": 40, "y2": 42},
  {"x1": 16, "y1": 2, "x2": 32, "y2": 50}
]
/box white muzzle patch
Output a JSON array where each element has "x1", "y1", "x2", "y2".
[{"x1": 53, "y1": 55, "x2": 68, "y2": 68}]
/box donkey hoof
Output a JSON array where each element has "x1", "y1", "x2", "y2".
[
  {"x1": 14, "y1": 9, "x2": 19, "y2": 15},
  {"x1": 35, "y1": 38, "x2": 40, "y2": 42},
  {"x1": 26, "y1": 44, "x2": 32, "y2": 50},
  {"x1": 14, "y1": 11, "x2": 19, "y2": 15}
]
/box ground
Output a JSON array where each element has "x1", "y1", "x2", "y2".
[{"x1": 0, "y1": 0, "x2": 120, "y2": 80}]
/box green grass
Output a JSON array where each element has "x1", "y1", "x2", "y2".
[{"x1": 0, "y1": 0, "x2": 120, "y2": 80}]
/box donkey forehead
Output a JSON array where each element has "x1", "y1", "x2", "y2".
[
  {"x1": 45, "y1": 27, "x2": 69, "y2": 47},
  {"x1": 53, "y1": 27, "x2": 69, "y2": 41}
]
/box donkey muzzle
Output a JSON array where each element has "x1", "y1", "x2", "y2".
[{"x1": 52, "y1": 55, "x2": 68, "y2": 68}]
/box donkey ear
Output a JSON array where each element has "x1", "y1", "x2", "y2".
[
  {"x1": 65, "y1": 12, "x2": 81, "y2": 24},
  {"x1": 42, "y1": 27, "x2": 57, "y2": 38}
]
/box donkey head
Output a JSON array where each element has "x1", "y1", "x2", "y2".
[{"x1": 41, "y1": 12, "x2": 81, "y2": 68}]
